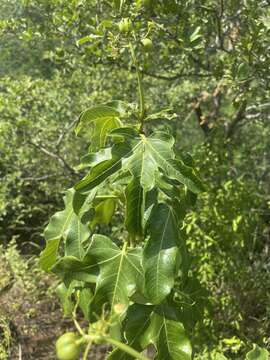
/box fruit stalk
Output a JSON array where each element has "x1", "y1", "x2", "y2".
[{"x1": 129, "y1": 39, "x2": 145, "y2": 133}]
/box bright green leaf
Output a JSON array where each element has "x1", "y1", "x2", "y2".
[
  {"x1": 143, "y1": 203, "x2": 180, "y2": 304},
  {"x1": 246, "y1": 345, "x2": 269, "y2": 360}
]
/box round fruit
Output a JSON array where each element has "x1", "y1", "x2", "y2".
[
  {"x1": 56, "y1": 332, "x2": 81, "y2": 360},
  {"x1": 118, "y1": 18, "x2": 131, "y2": 33},
  {"x1": 141, "y1": 38, "x2": 153, "y2": 51},
  {"x1": 136, "y1": 0, "x2": 152, "y2": 8}
]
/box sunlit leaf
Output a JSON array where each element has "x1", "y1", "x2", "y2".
[
  {"x1": 143, "y1": 203, "x2": 180, "y2": 304},
  {"x1": 75, "y1": 105, "x2": 122, "y2": 150},
  {"x1": 246, "y1": 345, "x2": 269, "y2": 360},
  {"x1": 89, "y1": 234, "x2": 144, "y2": 313}
]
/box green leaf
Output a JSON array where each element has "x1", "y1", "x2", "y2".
[
  {"x1": 190, "y1": 26, "x2": 202, "y2": 42},
  {"x1": 112, "y1": 128, "x2": 205, "y2": 194},
  {"x1": 56, "y1": 282, "x2": 74, "y2": 317},
  {"x1": 143, "y1": 203, "x2": 180, "y2": 304},
  {"x1": 174, "y1": 277, "x2": 209, "y2": 330},
  {"x1": 107, "y1": 304, "x2": 153, "y2": 360},
  {"x1": 79, "y1": 148, "x2": 112, "y2": 170},
  {"x1": 89, "y1": 235, "x2": 144, "y2": 313},
  {"x1": 125, "y1": 178, "x2": 145, "y2": 236},
  {"x1": 75, "y1": 105, "x2": 122, "y2": 151},
  {"x1": 108, "y1": 304, "x2": 191, "y2": 360},
  {"x1": 75, "y1": 128, "x2": 204, "y2": 197},
  {"x1": 65, "y1": 215, "x2": 90, "y2": 258},
  {"x1": 40, "y1": 189, "x2": 74, "y2": 271},
  {"x1": 156, "y1": 316, "x2": 192, "y2": 360},
  {"x1": 78, "y1": 286, "x2": 93, "y2": 320},
  {"x1": 72, "y1": 189, "x2": 97, "y2": 223},
  {"x1": 91, "y1": 198, "x2": 117, "y2": 227},
  {"x1": 75, "y1": 142, "x2": 132, "y2": 194},
  {"x1": 56, "y1": 281, "x2": 93, "y2": 320},
  {"x1": 246, "y1": 345, "x2": 269, "y2": 360},
  {"x1": 40, "y1": 188, "x2": 92, "y2": 270},
  {"x1": 52, "y1": 255, "x2": 98, "y2": 284},
  {"x1": 140, "y1": 306, "x2": 191, "y2": 360},
  {"x1": 140, "y1": 311, "x2": 163, "y2": 349}
]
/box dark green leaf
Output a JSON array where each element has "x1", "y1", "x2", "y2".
[
  {"x1": 125, "y1": 178, "x2": 145, "y2": 236},
  {"x1": 143, "y1": 203, "x2": 180, "y2": 304},
  {"x1": 75, "y1": 142, "x2": 131, "y2": 194}
]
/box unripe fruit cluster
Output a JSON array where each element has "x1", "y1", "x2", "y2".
[
  {"x1": 118, "y1": 18, "x2": 132, "y2": 33},
  {"x1": 142, "y1": 38, "x2": 153, "y2": 51}
]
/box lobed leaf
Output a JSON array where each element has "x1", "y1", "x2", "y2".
[{"x1": 88, "y1": 235, "x2": 144, "y2": 313}]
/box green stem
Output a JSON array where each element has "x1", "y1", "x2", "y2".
[
  {"x1": 72, "y1": 291, "x2": 85, "y2": 337},
  {"x1": 129, "y1": 39, "x2": 145, "y2": 133},
  {"x1": 82, "y1": 340, "x2": 92, "y2": 360},
  {"x1": 106, "y1": 337, "x2": 150, "y2": 360}
]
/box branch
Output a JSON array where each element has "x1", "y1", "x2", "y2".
[
  {"x1": 192, "y1": 98, "x2": 211, "y2": 135},
  {"x1": 21, "y1": 173, "x2": 61, "y2": 182},
  {"x1": 28, "y1": 141, "x2": 79, "y2": 177},
  {"x1": 56, "y1": 117, "x2": 78, "y2": 149},
  {"x1": 226, "y1": 100, "x2": 247, "y2": 138},
  {"x1": 94, "y1": 58, "x2": 212, "y2": 81},
  {"x1": 142, "y1": 70, "x2": 211, "y2": 81}
]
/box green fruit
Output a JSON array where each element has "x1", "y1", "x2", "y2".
[
  {"x1": 136, "y1": 0, "x2": 152, "y2": 8},
  {"x1": 118, "y1": 18, "x2": 131, "y2": 33},
  {"x1": 142, "y1": 38, "x2": 153, "y2": 51},
  {"x1": 56, "y1": 332, "x2": 81, "y2": 360}
]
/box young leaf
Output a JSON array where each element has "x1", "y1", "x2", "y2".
[
  {"x1": 56, "y1": 281, "x2": 93, "y2": 320},
  {"x1": 75, "y1": 105, "x2": 122, "y2": 150}
]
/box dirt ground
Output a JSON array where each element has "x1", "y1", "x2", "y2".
[
  {"x1": 0, "y1": 250, "x2": 109, "y2": 360},
  {"x1": 1, "y1": 283, "x2": 109, "y2": 359}
]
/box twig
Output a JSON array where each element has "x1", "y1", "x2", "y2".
[
  {"x1": 226, "y1": 100, "x2": 247, "y2": 138},
  {"x1": 56, "y1": 117, "x2": 78, "y2": 149},
  {"x1": 28, "y1": 140, "x2": 79, "y2": 177},
  {"x1": 21, "y1": 173, "x2": 61, "y2": 182}
]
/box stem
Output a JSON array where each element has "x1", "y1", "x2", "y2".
[
  {"x1": 122, "y1": 240, "x2": 128, "y2": 253},
  {"x1": 129, "y1": 39, "x2": 145, "y2": 133},
  {"x1": 82, "y1": 340, "x2": 92, "y2": 360},
  {"x1": 106, "y1": 337, "x2": 150, "y2": 360},
  {"x1": 72, "y1": 291, "x2": 85, "y2": 337}
]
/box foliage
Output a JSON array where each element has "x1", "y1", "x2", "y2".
[
  {"x1": 40, "y1": 95, "x2": 206, "y2": 358},
  {"x1": 1, "y1": 0, "x2": 270, "y2": 358}
]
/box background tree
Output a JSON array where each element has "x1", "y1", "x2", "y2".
[{"x1": 0, "y1": 0, "x2": 270, "y2": 358}]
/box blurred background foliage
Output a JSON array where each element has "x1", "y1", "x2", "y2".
[{"x1": 0, "y1": 0, "x2": 270, "y2": 358}]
